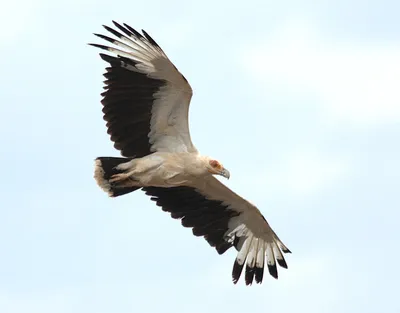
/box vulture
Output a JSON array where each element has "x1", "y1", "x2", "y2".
[{"x1": 90, "y1": 21, "x2": 291, "y2": 285}]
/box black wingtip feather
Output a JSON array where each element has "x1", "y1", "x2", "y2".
[
  {"x1": 245, "y1": 265, "x2": 255, "y2": 286},
  {"x1": 283, "y1": 247, "x2": 292, "y2": 253},
  {"x1": 94, "y1": 33, "x2": 117, "y2": 44},
  {"x1": 112, "y1": 21, "x2": 134, "y2": 37},
  {"x1": 123, "y1": 23, "x2": 144, "y2": 39},
  {"x1": 103, "y1": 24, "x2": 125, "y2": 40},
  {"x1": 88, "y1": 43, "x2": 111, "y2": 51},
  {"x1": 102, "y1": 25, "x2": 111, "y2": 32},
  {"x1": 232, "y1": 260, "x2": 244, "y2": 284},
  {"x1": 255, "y1": 266, "x2": 264, "y2": 284},
  {"x1": 277, "y1": 257, "x2": 288, "y2": 269},
  {"x1": 268, "y1": 263, "x2": 278, "y2": 279},
  {"x1": 142, "y1": 29, "x2": 161, "y2": 48}
]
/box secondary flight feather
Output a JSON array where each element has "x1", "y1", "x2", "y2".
[{"x1": 90, "y1": 21, "x2": 291, "y2": 285}]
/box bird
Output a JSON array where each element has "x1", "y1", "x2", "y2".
[{"x1": 90, "y1": 21, "x2": 291, "y2": 285}]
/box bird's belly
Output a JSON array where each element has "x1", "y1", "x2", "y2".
[
  {"x1": 133, "y1": 152, "x2": 197, "y2": 187},
  {"x1": 148, "y1": 166, "x2": 190, "y2": 187},
  {"x1": 134, "y1": 158, "x2": 182, "y2": 187}
]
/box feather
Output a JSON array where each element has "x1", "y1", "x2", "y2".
[
  {"x1": 245, "y1": 265, "x2": 256, "y2": 286},
  {"x1": 236, "y1": 234, "x2": 253, "y2": 266},
  {"x1": 232, "y1": 259, "x2": 244, "y2": 284},
  {"x1": 245, "y1": 238, "x2": 258, "y2": 285},
  {"x1": 255, "y1": 240, "x2": 265, "y2": 283},
  {"x1": 232, "y1": 235, "x2": 253, "y2": 284},
  {"x1": 273, "y1": 242, "x2": 288, "y2": 269},
  {"x1": 106, "y1": 23, "x2": 157, "y2": 60},
  {"x1": 266, "y1": 243, "x2": 278, "y2": 279},
  {"x1": 255, "y1": 266, "x2": 264, "y2": 284}
]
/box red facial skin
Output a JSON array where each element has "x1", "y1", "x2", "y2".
[{"x1": 209, "y1": 159, "x2": 221, "y2": 170}]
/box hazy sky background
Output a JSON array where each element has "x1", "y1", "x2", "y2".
[{"x1": 1, "y1": 0, "x2": 399, "y2": 312}]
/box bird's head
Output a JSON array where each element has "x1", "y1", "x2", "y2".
[{"x1": 205, "y1": 158, "x2": 230, "y2": 179}]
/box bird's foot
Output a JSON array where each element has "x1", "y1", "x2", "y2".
[{"x1": 109, "y1": 172, "x2": 134, "y2": 182}]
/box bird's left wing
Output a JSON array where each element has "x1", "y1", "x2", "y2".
[
  {"x1": 90, "y1": 21, "x2": 196, "y2": 158},
  {"x1": 143, "y1": 177, "x2": 291, "y2": 285}
]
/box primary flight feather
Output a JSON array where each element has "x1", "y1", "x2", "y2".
[{"x1": 90, "y1": 21, "x2": 291, "y2": 285}]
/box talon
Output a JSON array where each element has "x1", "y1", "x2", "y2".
[{"x1": 109, "y1": 173, "x2": 129, "y2": 182}]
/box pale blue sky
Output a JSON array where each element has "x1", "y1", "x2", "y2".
[{"x1": 1, "y1": 0, "x2": 399, "y2": 312}]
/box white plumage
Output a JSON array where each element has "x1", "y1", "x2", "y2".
[{"x1": 90, "y1": 21, "x2": 291, "y2": 285}]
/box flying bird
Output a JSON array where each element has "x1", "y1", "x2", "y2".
[{"x1": 90, "y1": 21, "x2": 291, "y2": 285}]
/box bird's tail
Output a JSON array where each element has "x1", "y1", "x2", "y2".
[{"x1": 94, "y1": 157, "x2": 140, "y2": 197}]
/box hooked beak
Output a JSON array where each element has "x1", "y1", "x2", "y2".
[{"x1": 219, "y1": 168, "x2": 230, "y2": 179}]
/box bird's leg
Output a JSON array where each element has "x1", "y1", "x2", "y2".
[{"x1": 109, "y1": 159, "x2": 139, "y2": 182}]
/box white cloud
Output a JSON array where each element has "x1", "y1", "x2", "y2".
[{"x1": 239, "y1": 19, "x2": 400, "y2": 126}]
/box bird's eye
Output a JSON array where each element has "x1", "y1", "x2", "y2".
[{"x1": 209, "y1": 160, "x2": 220, "y2": 168}]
